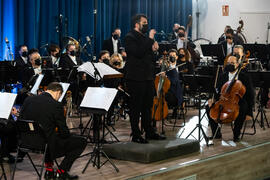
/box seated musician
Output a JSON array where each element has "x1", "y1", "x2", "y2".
[
  {"x1": 20, "y1": 82, "x2": 87, "y2": 179},
  {"x1": 217, "y1": 25, "x2": 232, "y2": 43},
  {"x1": 48, "y1": 44, "x2": 61, "y2": 67},
  {"x1": 206, "y1": 55, "x2": 254, "y2": 142},
  {"x1": 0, "y1": 107, "x2": 25, "y2": 163},
  {"x1": 21, "y1": 50, "x2": 42, "y2": 87},
  {"x1": 98, "y1": 50, "x2": 110, "y2": 65},
  {"x1": 59, "y1": 44, "x2": 82, "y2": 70},
  {"x1": 165, "y1": 49, "x2": 183, "y2": 117},
  {"x1": 177, "y1": 48, "x2": 194, "y2": 74},
  {"x1": 104, "y1": 53, "x2": 125, "y2": 125}
]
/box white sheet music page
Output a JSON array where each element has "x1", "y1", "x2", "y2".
[
  {"x1": 58, "y1": 82, "x2": 70, "y2": 102},
  {"x1": 77, "y1": 62, "x2": 121, "y2": 80},
  {"x1": 80, "y1": 87, "x2": 118, "y2": 112},
  {"x1": 94, "y1": 62, "x2": 122, "y2": 77},
  {"x1": 0, "y1": 92, "x2": 17, "y2": 119},
  {"x1": 30, "y1": 74, "x2": 44, "y2": 95}
]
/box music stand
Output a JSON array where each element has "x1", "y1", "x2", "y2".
[
  {"x1": 183, "y1": 74, "x2": 215, "y2": 146},
  {"x1": 0, "y1": 61, "x2": 18, "y2": 92},
  {"x1": 201, "y1": 44, "x2": 225, "y2": 65},
  {"x1": 158, "y1": 42, "x2": 177, "y2": 55},
  {"x1": 248, "y1": 71, "x2": 270, "y2": 129},
  {"x1": 80, "y1": 87, "x2": 119, "y2": 173},
  {"x1": 243, "y1": 44, "x2": 268, "y2": 59}
]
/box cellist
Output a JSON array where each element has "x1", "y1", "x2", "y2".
[{"x1": 206, "y1": 54, "x2": 254, "y2": 142}]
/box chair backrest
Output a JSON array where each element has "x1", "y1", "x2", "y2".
[{"x1": 16, "y1": 119, "x2": 47, "y2": 152}]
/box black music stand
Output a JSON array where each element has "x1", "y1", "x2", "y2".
[
  {"x1": 0, "y1": 61, "x2": 18, "y2": 92},
  {"x1": 80, "y1": 87, "x2": 119, "y2": 173},
  {"x1": 183, "y1": 74, "x2": 215, "y2": 146},
  {"x1": 248, "y1": 71, "x2": 270, "y2": 130},
  {"x1": 201, "y1": 44, "x2": 225, "y2": 65},
  {"x1": 158, "y1": 42, "x2": 177, "y2": 55},
  {"x1": 243, "y1": 44, "x2": 268, "y2": 59}
]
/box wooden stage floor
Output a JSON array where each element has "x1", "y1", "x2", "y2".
[{"x1": 2, "y1": 105, "x2": 270, "y2": 180}]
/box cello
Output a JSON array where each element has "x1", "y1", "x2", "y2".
[
  {"x1": 152, "y1": 55, "x2": 171, "y2": 121},
  {"x1": 210, "y1": 56, "x2": 246, "y2": 124}
]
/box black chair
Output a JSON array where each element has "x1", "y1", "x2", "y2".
[
  {"x1": 11, "y1": 119, "x2": 56, "y2": 180},
  {"x1": 0, "y1": 144, "x2": 7, "y2": 180}
]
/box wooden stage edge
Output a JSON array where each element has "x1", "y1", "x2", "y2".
[{"x1": 129, "y1": 141, "x2": 270, "y2": 180}]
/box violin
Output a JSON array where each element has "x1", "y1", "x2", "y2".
[
  {"x1": 210, "y1": 56, "x2": 246, "y2": 124},
  {"x1": 152, "y1": 55, "x2": 171, "y2": 121}
]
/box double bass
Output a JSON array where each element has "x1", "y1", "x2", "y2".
[
  {"x1": 210, "y1": 56, "x2": 246, "y2": 124},
  {"x1": 152, "y1": 56, "x2": 171, "y2": 121}
]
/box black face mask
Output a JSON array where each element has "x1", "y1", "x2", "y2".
[
  {"x1": 22, "y1": 51, "x2": 28, "y2": 57},
  {"x1": 103, "y1": 58, "x2": 110, "y2": 65},
  {"x1": 69, "y1": 51, "x2": 76, "y2": 56},
  {"x1": 35, "y1": 59, "x2": 42, "y2": 66},
  {"x1": 224, "y1": 64, "x2": 235, "y2": 72},
  {"x1": 113, "y1": 34, "x2": 119, "y2": 40},
  {"x1": 169, "y1": 56, "x2": 176, "y2": 63},
  {"x1": 112, "y1": 61, "x2": 121, "y2": 66},
  {"x1": 178, "y1": 33, "x2": 185, "y2": 38},
  {"x1": 141, "y1": 24, "x2": 149, "y2": 34},
  {"x1": 178, "y1": 54, "x2": 184, "y2": 59},
  {"x1": 55, "y1": 52, "x2": 60, "y2": 58}
]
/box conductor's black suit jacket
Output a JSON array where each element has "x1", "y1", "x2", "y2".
[
  {"x1": 20, "y1": 92, "x2": 70, "y2": 159},
  {"x1": 124, "y1": 29, "x2": 156, "y2": 81}
]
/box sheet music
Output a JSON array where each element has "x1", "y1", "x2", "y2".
[
  {"x1": 58, "y1": 82, "x2": 70, "y2": 102},
  {"x1": 80, "y1": 87, "x2": 118, "y2": 112},
  {"x1": 30, "y1": 74, "x2": 44, "y2": 95},
  {"x1": 0, "y1": 92, "x2": 17, "y2": 119},
  {"x1": 77, "y1": 62, "x2": 121, "y2": 80}
]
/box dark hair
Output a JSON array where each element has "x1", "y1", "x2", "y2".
[
  {"x1": 28, "y1": 48, "x2": 39, "y2": 56},
  {"x1": 178, "y1": 26, "x2": 186, "y2": 32},
  {"x1": 47, "y1": 82, "x2": 63, "y2": 93},
  {"x1": 226, "y1": 28, "x2": 234, "y2": 35},
  {"x1": 99, "y1": 50, "x2": 110, "y2": 59},
  {"x1": 18, "y1": 45, "x2": 27, "y2": 51},
  {"x1": 131, "y1": 14, "x2": 147, "y2": 28},
  {"x1": 168, "y1": 49, "x2": 178, "y2": 56},
  {"x1": 113, "y1": 27, "x2": 120, "y2": 33},
  {"x1": 48, "y1": 44, "x2": 60, "y2": 54}
]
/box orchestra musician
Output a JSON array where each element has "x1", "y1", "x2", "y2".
[
  {"x1": 177, "y1": 48, "x2": 194, "y2": 74},
  {"x1": 206, "y1": 55, "x2": 255, "y2": 142},
  {"x1": 19, "y1": 82, "x2": 87, "y2": 179},
  {"x1": 98, "y1": 50, "x2": 111, "y2": 65},
  {"x1": 124, "y1": 14, "x2": 165, "y2": 144},
  {"x1": 165, "y1": 49, "x2": 183, "y2": 117},
  {"x1": 219, "y1": 28, "x2": 243, "y2": 60},
  {"x1": 48, "y1": 44, "x2": 61, "y2": 68},
  {"x1": 217, "y1": 25, "x2": 232, "y2": 44}
]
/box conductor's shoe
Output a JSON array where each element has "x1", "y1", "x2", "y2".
[
  {"x1": 146, "y1": 133, "x2": 166, "y2": 140},
  {"x1": 132, "y1": 136, "x2": 149, "y2": 144}
]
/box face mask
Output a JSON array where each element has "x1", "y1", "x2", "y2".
[
  {"x1": 141, "y1": 24, "x2": 148, "y2": 34},
  {"x1": 233, "y1": 53, "x2": 240, "y2": 60},
  {"x1": 70, "y1": 51, "x2": 76, "y2": 56},
  {"x1": 35, "y1": 59, "x2": 42, "y2": 66},
  {"x1": 178, "y1": 54, "x2": 184, "y2": 59},
  {"x1": 224, "y1": 64, "x2": 235, "y2": 72},
  {"x1": 112, "y1": 61, "x2": 121, "y2": 66},
  {"x1": 55, "y1": 52, "x2": 60, "y2": 58},
  {"x1": 113, "y1": 34, "x2": 119, "y2": 40},
  {"x1": 178, "y1": 33, "x2": 185, "y2": 38},
  {"x1": 22, "y1": 51, "x2": 28, "y2": 57},
  {"x1": 169, "y1": 56, "x2": 176, "y2": 63},
  {"x1": 103, "y1": 58, "x2": 110, "y2": 65}
]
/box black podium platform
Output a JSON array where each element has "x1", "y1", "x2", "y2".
[{"x1": 103, "y1": 137, "x2": 199, "y2": 163}]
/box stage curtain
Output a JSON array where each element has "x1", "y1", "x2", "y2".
[{"x1": 0, "y1": 0, "x2": 192, "y2": 60}]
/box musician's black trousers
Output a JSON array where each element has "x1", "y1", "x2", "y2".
[
  {"x1": 126, "y1": 80, "x2": 155, "y2": 138},
  {"x1": 45, "y1": 135, "x2": 87, "y2": 172},
  {"x1": 206, "y1": 99, "x2": 248, "y2": 139}
]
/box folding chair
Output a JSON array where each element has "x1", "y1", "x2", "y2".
[
  {"x1": 0, "y1": 146, "x2": 7, "y2": 180},
  {"x1": 11, "y1": 119, "x2": 56, "y2": 180}
]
